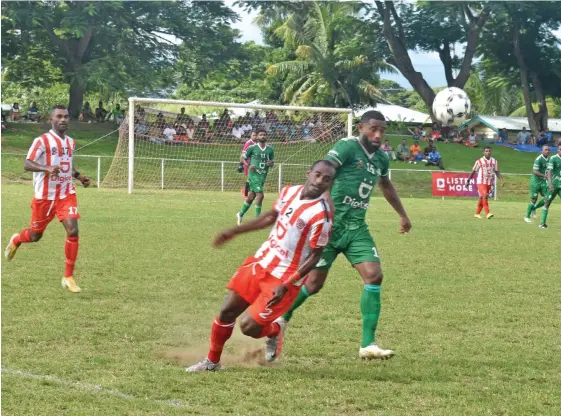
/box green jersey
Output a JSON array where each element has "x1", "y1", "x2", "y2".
[
  {"x1": 532, "y1": 154, "x2": 549, "y2": 181},
  {"x1": 325, "y1": 137, "x2": 390, "y2": 225},
  {"x1": 547, "y1": 154, "x2": 561, "y2": 185},
  {"x1": 244, "y1": 143, "x2": 274, "y2": 176}
]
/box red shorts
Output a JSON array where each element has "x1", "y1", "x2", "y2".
[
  {"x1": 477, "y1": 184, "x2": 491, "y2": 197},
  {"x1": 227, "y1": 257, "x2": 301, "y2": 326},
  {"x1": 31, "y1": 194, "x2": 81, "y2": 232}
]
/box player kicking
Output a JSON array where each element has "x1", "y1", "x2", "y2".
[
  {"x1": 236, "y1": 129, "x2": 274, "y2": 225},
  {"x1": 468, "y1": 146, "x2": 504, "y2": 219},
  {"x1": 280, "y1": 110, "x2": 412, "y2": 361},
  {"x1": 524, "y1": 145, "x2": 550, "y2": 223},
  {"x1": 187, "y1": 160, "x2": 335, "y2": 372},
  {"x1": 237, "y1": 131, "x2": 257, "y2": 200},
  {"x1": 539, "y1": 139, "x2": 561, "y2": 229},
  {"x1": 4, "y1": 105, "x2": 91, "y2": 293}
]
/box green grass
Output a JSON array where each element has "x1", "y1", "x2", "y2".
[
  {"x1": 0, "y1": 121, "x2": 540, "y2": 200},
  {"x1": 2, "y1": 184, "x2": 561, "y2": 415}
]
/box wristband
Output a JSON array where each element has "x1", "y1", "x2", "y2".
[
  {"x1": 73, "y1": 171, "x2": 81, "y2": 179},
  {"x1": 281, "y1": 271, "x2": 301, "y2": 286}
]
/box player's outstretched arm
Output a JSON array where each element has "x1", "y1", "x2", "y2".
[
  {"x1": 213, "y1": 209, "x2": 279, "y2": 247},
  {"x1": 24, "y1": 159, "x2": 60, "y2": 176},
  {"x1": 72, "y1": 167, "x2": 91, "y2": 188},
  {"x1": 378, "y1": 175, "x2": 412, "y2": 234}
]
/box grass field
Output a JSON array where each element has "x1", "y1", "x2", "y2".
[{"x1": 2, "y1": 183, "x2": 560, "y2": 415}]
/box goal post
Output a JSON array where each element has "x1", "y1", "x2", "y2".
[{"x1": 102, "y1": 98, "x2": 354, "y2": 193}]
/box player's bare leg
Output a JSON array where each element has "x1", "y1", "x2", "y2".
[
  {"x1": 354, "y1": 262, "x2": 395, "y2": 360},
  {"x1": 238, "y1": 191, "x2": 256, "y2": 225},
  {"x1": 4, "y1": 228, "x2": 43, "y2": 261},
  {"x1": 281, "y1": 268, "x2": 329, "y2": 324},
  {"x1": 61, "y1": 218, "x2": 81, "y2": 293}
]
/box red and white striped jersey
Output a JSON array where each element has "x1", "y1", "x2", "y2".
[
  {"x1": 254, "y1": 185, "x2": 332, "y2": 285},
  {"x1": 26, "y1": 130, "x2": 77, "y2": 200},
  {"x1": 472, "y1": 157, "x2": 498, "y2": 186}
]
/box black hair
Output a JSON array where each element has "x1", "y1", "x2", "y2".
[
  {"x1": 360, "y1": 110, "x2": 385, "y2": 123},
  {"x1": 256, "y1": 128, "x2": 267, "y2": 135},
  {"x1": 311, "y1": 159, "x2": 336, "y2": 171},
  {"x1": 50, "y1": 104, "x2": 67, "y2": 115},
  {"x1": 484, "y1": 146, "x2": 492, "y2": 151}
]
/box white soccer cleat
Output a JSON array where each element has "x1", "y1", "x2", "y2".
[
  {"x1": 524, "y1": 217, "x2": 533, "y2": 223},
  {"x1": 265, "y1": 317, "x2": 286, "y2": 362},
  {"x1": 236, "y1": 212, "x2": 243, "y2": 226},
  {"x1": 186, "y1": 358, "x2": 221, "y2": 373},
  {"x1": 359, "y1": 344, "x2": 395, "y2": 360},
  {"x1": 474, "y1": 214, "x2": 482, "y2": 219},
  {"x1": 4, "y1": 233, "x2": 19, "y2": 261}
]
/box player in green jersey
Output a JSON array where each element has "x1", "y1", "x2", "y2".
[
  {"x1": 524, "y1": 145, "x2": 550, "y2": 223},
  {"x1": 278, "y1": 110, "x2": 412, "y2": 360},
  {"x1": 237, "y1": 129, "x2": 274, "y2": 225},
  {"x1": 540, "y1": 139, "x2": 561, "y2": 228}
]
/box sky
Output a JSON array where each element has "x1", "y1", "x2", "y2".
[{"x1": 229, "y1": 2, "x2": 561, "y2": 90}]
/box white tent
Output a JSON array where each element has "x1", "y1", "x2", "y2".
[
  {"x1": 228, "y1": 100, "x2": 263, "y2": 118},
  {"x1": 355, "y1": 104, "x2": 431, "y2": 124}
]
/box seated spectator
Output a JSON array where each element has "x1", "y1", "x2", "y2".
[
  {"x1": 186, "y1": 121, "x2": 195, "y2": 141},
  {"x1": 107, "y1": 104, "x2": 124, "y2": 124},
  {"x1": 419, "y1": 127, "x2": 427, "y2": 141},
  {"x1": 154, "y1": 112, "x2": 165, "y2": 129},
  {"x1": 440, "y1": 124, "x2": 451, "y2": 140},
  {"x1": 162, "y1": 123, "x2": 176, "y2": 143},
  {"x1": 176, "y1": 107, "x2": 191, "y2": 125},
  {"x1": 408, "y1": 125, "x2": 421, "y2": 140},
  {"x1": 79, "y1": 102, "x2": 94, "y2": 122},
  {"x1": 536, "y1": 129, "x2": 548, "y2": 147},
  {"x1": 381, "y1": 140, "x2": 397, "y2": 161},
  {"x1": 396, "y1": 139, "x2": 412, "y2": 162},
  {"x1": 197, "y1": 114, "x2": 210, "y2": 139},
  {"x1": 27, "y1": 102, "x2": 41, "y2": 122},
  {"x1": 517, "y1": 127, "x2": 531, "y2": 145},
  {"x1": 10, "y1": 103, "x2": 21, "y2": 121},
  {"x1": 545, "y1": 128, "x2": 553, "y2": 143},
  {"x1": 241, "y1": 119, "x2": 252, "y2": 134},
  {"x1": 496, "y1": 127, "x2": 508, "y2": 143},
  {"x1": 231, "y1": 123, "x2": 245, "y2": 141},
  {"x1": 431, "y1": 129, "x2": 442, "y2": 142},
  {"x1": 423, "y1": 139, "x2": 437, "y2": 158},
  {"x1": 251, "y1": 110, "x2": 262, "y2": 127},
  {"x1": 409, "y1": 140, "x2": 422, "y2": 164},
  {"x1": 95, "y1": 101, "x2": 108, "y2": 122},
  {"x1": 426, "y1": 148, "x2": 445, "y2": 170},
  {"x1": 466, "y1": 128, "x2": 479, "y2": 147},
  {"x1": 134, "y1": 118, "x2": 150, "y2": 141}
]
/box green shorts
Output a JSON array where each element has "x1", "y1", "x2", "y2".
[
  {"x1": 315, "y1": 223, "x2": 380, "y2": 270},
  {"x1": 545, "y1": 182, "x2": 561, "y2": 202},
  {"x1": 248, "y1": 172, "x2": 266, "y2": 193},
  {"x1": 529, "y1": 179, "x2": 549, "y2": 200}
]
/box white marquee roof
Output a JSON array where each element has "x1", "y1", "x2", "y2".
[{"x1": 355, "y1": 104, "x2": 431, "y2": 124}]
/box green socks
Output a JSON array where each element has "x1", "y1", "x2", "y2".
[
  {"x1": 282, "y1": 285, "x2": 310, "y2": 322},
  {"x1": 239, "y1": 201, "x2": 251, "y2": 217},
  {"x1": 255, "y1": 205, "x2": 262, "y2": 216},
  {"x1": 361, "y1": 284, "x2": 381, "y2": 348},
  {"x1": 541, "y1": 206, "x2": 549, "y2": 224},
  {"x1": 526, "y1": 199, "x2": 545, "y2": 218},
  {"x1": 534, "y1": 199, "x2": 545, "y2": 209}
]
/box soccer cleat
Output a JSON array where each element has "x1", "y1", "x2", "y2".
[
  {"x1": 61, "y1": 276, "x2": 81, "y2": 293},
  {"x1": 359, "y1": 344, "x2": 395, "y2": 360},
  {"x1": 474, "y1": 214, "x2": 482, "y2": 219},
  {"x1": 186, "y1": 358, "x2": 221, "y2": 373},
  {"x1": 524, "y1": 217, "x2": 532, "y2": 223},
  {"x1": 486, "y1": 213, "x2": 494, "y2": 219},
  {"x1": 265, "y1": 318, "x2": 286, "y2": 362},
  {"x1": 236, "y1": 212, "x2": 243, "y2": 226},
  {"x1": 4, "y1": 233, "x2": 19, "y2": 261},
  {"x1": 539, "y1": 223, "x2": 548, "y2": 229}
]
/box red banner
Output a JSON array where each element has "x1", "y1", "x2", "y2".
[{"x1": 432, "y1": 172, "x2": 495, "y2": 197}]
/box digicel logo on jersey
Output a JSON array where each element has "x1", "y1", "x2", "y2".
[
  {"x1": 342, "y1": 196, "x2": 369, "y2": 209},
  {"x1": 268, "y1": 235, "x2": 289, "y2": 258}
]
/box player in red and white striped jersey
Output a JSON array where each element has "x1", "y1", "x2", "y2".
[
  {"x1": 468, "y1": 146, "x2": 504, "y2": 219},
  {"x1": 187, "y1": 160, "x2": 335, "y2": 372},
  {"x1": 4, "y1": 105, "x2": 91, "y2": 293}
]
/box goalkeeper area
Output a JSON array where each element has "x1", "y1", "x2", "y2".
[{"x1": 102, "y1": 98, "x2": 352, "y2": 192}]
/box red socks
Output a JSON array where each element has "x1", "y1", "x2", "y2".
[
  {"x1": 257, "y1": 322, "x2": 280, "y2": 339},
  {"x1": 13, "y1": 228, "x2": 32, "y2": 246},
  {"x1": 482, "y1": 198, "x2": 490, "y2": 215},
  {"x1": 64, "y1": 236, "x2": 79, "y2": 277},
  {"x1": 476, "y1": 198, "x2": 483, "y2": 215},
  {"x1": 207, "y1": 318, "x2": 235, "y2": 363}
]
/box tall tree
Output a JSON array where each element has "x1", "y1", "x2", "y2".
[
  {"x1": 371, "y1": 1, "x2": 491, "y2": 121},
  {"x1": 1, "y1": 1, "x2": 237, "y2": 118}
]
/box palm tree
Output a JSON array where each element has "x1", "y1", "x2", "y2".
[{"x1": 264, "y1": 1, "x2": 394, "y2": 107}]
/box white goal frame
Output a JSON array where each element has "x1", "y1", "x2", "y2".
[{"x1": 126, "y1": 97, "x2": 353, "y2": 193}]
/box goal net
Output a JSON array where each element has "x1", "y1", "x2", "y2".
[{"x1": 102, "y1": 98, "x2": 353, "y2": 193}]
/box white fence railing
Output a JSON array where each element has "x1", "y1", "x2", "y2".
[{"x1": 1, "y1": 153, "x2": 532, "y2": 199}]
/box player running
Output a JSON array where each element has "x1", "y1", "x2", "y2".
[
  {"x1": 524, "y1": 145, "x2": 550, "y2": 223},
  {"x1": 236, "y1": 129, "x2": 274, "y2": 225},
  {"x1": 539, "y1": 139, "x2": 561, "y2": 229},
  {"x1": 468, "y1": 146, "x2": 504, "y2": 219},
  {"x1": 4, "y1": 105, "x2": 91, "y2": 293},
  {"x1": 187, "y1": 160, "x2": 335, "y2": 372},
  {"x1": 237, "y1": 131, "x2": 257, "y2": 200},
  {"x1": 280, "y1": 110, "x2": 412, "y2": 361}
]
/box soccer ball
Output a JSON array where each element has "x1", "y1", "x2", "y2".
[{"x1": 432, "y1": 87, "x2": 471, "y2": 126}]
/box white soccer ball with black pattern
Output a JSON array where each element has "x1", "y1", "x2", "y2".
[{"x1": 432, "y1": 87, "x2": 471, "y2": 126}]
